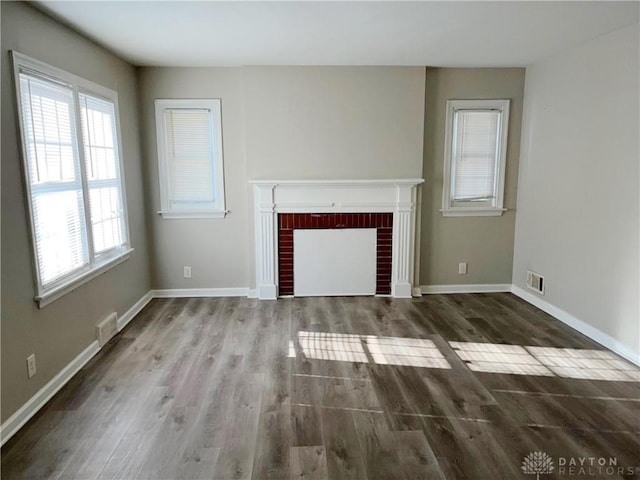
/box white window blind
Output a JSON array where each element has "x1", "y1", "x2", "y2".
[
  {"x1": 441, "y1": 99, "x2": 510, "y2": 217},
  {"x1": 19, "y1": 73, "x2": 89, "y2": 286},
  {"x1": 13, "y1": 52, "x2": 131, "y2": 306},
  {"x1": 155, "y1": 99, "x2": 226, "y2": 219},
  {"x1": 164, "y1": 108, "x2": 215, "y2": 206},
  {"x1": 79, "y1": 93, "x2": 126, "y2": 255},
  {"x1": 452, "y1": 110, "x2": 500, "y2": 201}
]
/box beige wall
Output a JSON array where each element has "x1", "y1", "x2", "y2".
[
  {"x1": 420, "y1": 68, "x2": 525, "y2": 286},
  {"x1": 243, "y1": 66, "x2": 425, "y2": 180},
  {"x1": 1, "y1": 2, "x2": 152, "y2": 422},
  {"x1": 138, "y1": 66, "x2": 426, "y2": 290},
  {"x1": 513, "y1": 24, "x2": 639, "y2": 357},
  {"x1": 137, "y1": 67, "x2": 250, "y2": 289}
]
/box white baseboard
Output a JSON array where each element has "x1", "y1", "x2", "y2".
[
  {"x1": 420, "y1": 284, "x2": 512, "y2": 294},
  {"x1": 117, "y1": 291, "x2": 154, "y2": 331},
  {"x1": 151, "y1": 288, "x2": 249, "y2": 298},
  {"x1": 511, "y1": 285, "x2": 640, "y2": 366},
  {"x1": 0, "y1": 340, "x2": 100, "y2": 447},
  {"x1": 0, "y1": 290, "x2": 154, "y2": 447}
]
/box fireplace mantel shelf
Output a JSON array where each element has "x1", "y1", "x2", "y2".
[
  {"x1": 251, "y1": 178, "x2": 424, "y2": 300},
  {"x1": 249, "y1": 178, "x2": 424, "y2": 186}
]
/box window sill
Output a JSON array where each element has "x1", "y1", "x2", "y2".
[
  {"x1": 440, "y1": 208, "x2": 507, "y2": 217},
  {"x1": 35, "y1": 248, "x2": 134, "y2": 308},
  {"x1": 158, "y1": 210, "x2": 228, "y2": 219}
]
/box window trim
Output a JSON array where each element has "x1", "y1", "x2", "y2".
[
  {"x1": 154, "y1": 98, "x2": 227, "y2": 219},
  {"x1": 11, "y1": 51, "x2": 132, "y2": 308},
  {"x1": 441, "y1": 99, "x2": 510, "y2": 217}
]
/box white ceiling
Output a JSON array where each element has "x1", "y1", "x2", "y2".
[{"x1": 36, "y1": 1, "x2": 639, "y2": 67}]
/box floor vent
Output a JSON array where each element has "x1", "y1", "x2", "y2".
[
  {"x1": 96, "y1": 312, "x2": 118, "y2": 347},
  {"x1": 526, "y1": 270, "x2": 545, "y2": 295}
]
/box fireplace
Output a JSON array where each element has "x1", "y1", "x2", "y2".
[{"x1": 251, "y1": 179, "x2": 424, "y2": 300}]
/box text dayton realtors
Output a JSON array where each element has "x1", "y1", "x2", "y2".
[{"x1": 557, "y1": 457, "x2": 639, "y2": 477}]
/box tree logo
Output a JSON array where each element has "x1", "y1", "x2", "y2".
[{"x1": 522, "y1": 451, "x2": 555, "y2": 480}]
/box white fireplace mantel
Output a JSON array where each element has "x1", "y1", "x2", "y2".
[{"x1": 250, "y1": 178, "x2": 424, "y2": 300}]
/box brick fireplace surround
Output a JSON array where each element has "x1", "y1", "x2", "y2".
[
  {"x1": 251, "y1": 179, "x2": 424, "y2": 300},
  {"x1": 278, "y1": 213, "x2": 393, "y2": 296}
]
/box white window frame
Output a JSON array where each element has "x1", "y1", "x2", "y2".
[
  {"x1": 441, "y1": 99, "x2": 510, "y2": 217},
  {"x1": 154, "y1": 99, "x2": 226, "y2": 219},
  {"x1": 11, "y1": 51, "x2": 132, "y2": 308}
]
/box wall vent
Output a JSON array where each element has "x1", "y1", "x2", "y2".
[
  {"x1": 96, "y1": 312, "x2": 118, "y2": 347},
  {"x1": 526, "y1": 270, "x2": 545, "y2": 295}
]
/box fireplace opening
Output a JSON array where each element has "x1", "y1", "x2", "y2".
[{"x1": 278, "y1": 213, "x2": 393, "y2": 296}]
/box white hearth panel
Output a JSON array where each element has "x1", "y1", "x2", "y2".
[{"x1": 293, "y1": 228, "x2": 376, "y2": 297}]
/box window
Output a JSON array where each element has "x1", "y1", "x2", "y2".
[
  {"x1": 154, "y1": 99, "x2": 226, "y2": 219},
  {"x1": 441, "y1": 99, "x2": 510, "y2": 216},
  {"x1": 12, "y1": 52, "x2": 131, "y2": 307}
]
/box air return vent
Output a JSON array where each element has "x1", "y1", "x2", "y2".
[
  {"x1": 526, "y1": 270, "x2": 545, "y2": 295},
  {"x1": 96, "y1": 312, "x2": 118, "y2": 347}
]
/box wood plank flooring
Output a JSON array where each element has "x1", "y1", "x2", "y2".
[{"x1": 2, "y1": 294, "x2": 639, "y2": 479}]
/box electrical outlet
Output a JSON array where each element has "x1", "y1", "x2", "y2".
[
  {"x1": 183, "y1": 266, "x2": 192, "y2": 278},
  {"x1": 27, "y1": 354, "x2": 36, "y2": 378},
  {"x1": 458, "y1": 262, "x2": 468, "y2": 275}
]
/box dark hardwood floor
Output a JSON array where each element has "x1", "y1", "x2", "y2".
[{"x1": 2, "y1": 294, "x2": 639, "y2": 479}]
